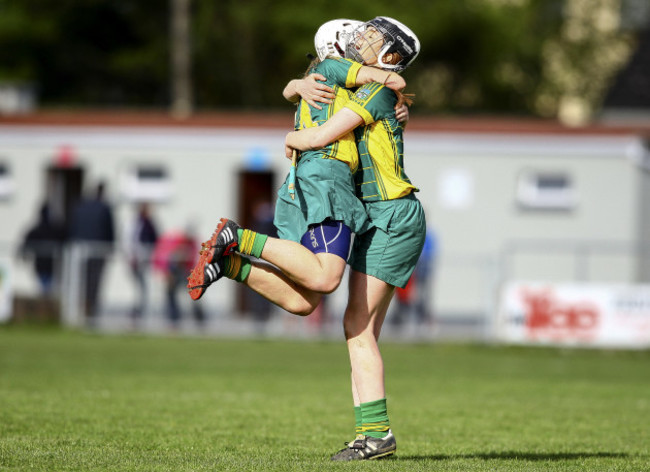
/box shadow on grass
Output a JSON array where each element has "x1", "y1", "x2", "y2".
[{"x1": 398, "y1": 451, "x2": 630, "y2": 461}]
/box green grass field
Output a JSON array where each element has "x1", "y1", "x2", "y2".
[{"x1": 0, "y1": 326, "x2": 648, "y2": 471}]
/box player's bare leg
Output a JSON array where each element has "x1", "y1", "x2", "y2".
[
  {"x1": 198, "y1": 218, "x2": 347, "y2": 292},
  {"x1": 244, "y1": 259, "x2": 324, "y2": 316},
  {"x1": 189, "y1": 249, "x2": 328, "y2": 315},
  {"x1": 331, "y1": 269, "x2": 396, "y2": 461},
  {"x1": 344, "y1": 270, "x2": 394, "y2": 403},
  {"x1": 259, "y1": 239, "x2": 347, "y2": 294}
]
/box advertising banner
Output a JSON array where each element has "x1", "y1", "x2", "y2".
[{"x1": 497, "y1": 281, "x2": 650, "y2": 348}]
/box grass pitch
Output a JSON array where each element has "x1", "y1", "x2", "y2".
[{"x1": 0, "y1": 326, "x2": 648, "y2": 471}]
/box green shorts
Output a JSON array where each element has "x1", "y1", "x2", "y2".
[
  {"x1": 349, "y1": 193, "x2": 426, "y2": 288},
  {"x1": 274, "y1": 155, "x2": 370, "y2": 242}
]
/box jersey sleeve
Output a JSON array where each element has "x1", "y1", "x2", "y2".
[
  {"x1": 317, "y1": 58, "x2": 362, "y2": 89},
  {"x1": 345, "y1": 82, "x2": 397, "y2": 125}
]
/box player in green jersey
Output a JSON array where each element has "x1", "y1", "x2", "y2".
[
  {"x1": 187, "y1": 20, "x2": 405, "y2": 318},
  {"x1": 284, "y1": 17, "x2": 424, "y2": 461}
]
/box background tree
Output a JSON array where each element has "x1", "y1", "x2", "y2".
[
  {"x1": 0, "y1": 0, "x2": 646, "y2": 122},
  {"x1": 535, "y1": 0, "x2": 636, "y2": 124}
]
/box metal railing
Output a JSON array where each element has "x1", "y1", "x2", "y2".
[{"x1": 3, "y1": 238, "x2": 649, "y2": 341}]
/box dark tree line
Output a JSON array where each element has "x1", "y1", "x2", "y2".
[{"x1": 0, "y1": 0, "x2": 643, "y2": 120}]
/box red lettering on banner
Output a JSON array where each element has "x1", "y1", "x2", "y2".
[{"x1": 520, "y1": 289, "x2": 599, "y2": 341}]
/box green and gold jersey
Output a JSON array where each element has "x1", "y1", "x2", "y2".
[
  {"x1": 345, "y1": 82, "x2": 417, "y2": 202},
  {"x1": 294, "y1": 57, "x2": 362, "y2": 172}
]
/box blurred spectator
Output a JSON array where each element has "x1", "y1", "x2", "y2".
[
  {"x1": 20, "y1": 202, "x2": 66, "y2": 296},
  {"x1": 153, "y1": 225, "x2": 204, "y2": 330},
  {"x1": 68, "y1": 181, "x2": 115, "y2": 322},
  {"x1": 127, "y1": 202, "x2": 158, "y2": 324},
  {"x1": 393, "y1": 274, "x2": 415, "y2": 328},
  {"x1": 392, "y1": 226, "x2": 437, "y2": 329}
]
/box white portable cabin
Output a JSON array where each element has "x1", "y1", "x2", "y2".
[{"x1": 1, "y1": 112, "x2": 649, "y2": 338}]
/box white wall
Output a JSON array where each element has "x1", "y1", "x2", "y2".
[{"x1": 1, "y1": 123, "x2": 648, "y2": 321}]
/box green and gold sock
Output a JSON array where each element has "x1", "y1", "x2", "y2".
[
  {"x1": 354, "y1": 405, "x2": 363, "y2": 437},
  {"x1": 223, "y1": 254, "x2": 252, "y2": 283},
  {"x1": 360, "y1": 398, "x2": 390, "y2": 439},
  {"x1": 237, "y1": 228, "x2": 268, "y2": 258}
]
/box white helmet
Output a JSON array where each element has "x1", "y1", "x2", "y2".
[
  {"x1": 314, "y1": 19, "x2": 363, "y2": 61},
  {"x1": 346, "y1": 16, "x2": 420, "y2": 72}
]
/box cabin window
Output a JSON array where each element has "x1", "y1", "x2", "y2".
[
  {"x1": 120, "y1": 164, "x2": 171, "y2": 202},
  {"x1": 516, "y1": 170, "x2": 576, "y2": 210}
]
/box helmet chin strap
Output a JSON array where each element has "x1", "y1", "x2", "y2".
[{"x1": 380, "y1": 54, "x2": 394, "y2": 67}]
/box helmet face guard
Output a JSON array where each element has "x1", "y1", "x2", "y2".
[{"x1": 346, "y1": 17, "x2": 420, "y2": 72}]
